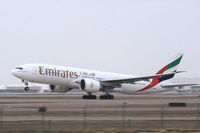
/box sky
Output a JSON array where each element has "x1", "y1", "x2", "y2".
[{"x1": 0, "y1": 0, "x2": 200, "y2": 84}]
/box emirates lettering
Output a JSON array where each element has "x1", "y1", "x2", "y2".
[{"x1": 39, "y1": 66, "x2": 78, "y2": 78}]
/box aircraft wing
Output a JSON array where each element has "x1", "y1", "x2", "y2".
[
  {"x1": 161, "y1": 84, "x2": 198, "y2": 88},
  {"x1": 101, "y1": 72, "x2": 178, "y2": 85}
]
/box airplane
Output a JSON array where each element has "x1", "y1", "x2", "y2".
[{"x1": 11, "y1": 54, "x2": 196, "y2": 99}]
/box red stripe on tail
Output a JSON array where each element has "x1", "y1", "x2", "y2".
[{"x1": 136, "y1": 64, "x2": 170, "y2": 92}]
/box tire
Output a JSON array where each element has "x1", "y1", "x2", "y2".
[
  {"x1": 82, "y1": 95, "x2": 96, "y2": 99},
  {"x1": 91, "y1": 95, "x2": 97, "y2": 99},
  {"x1": 82, "y1": 95, "x2": 86, "y2": 99},
  {"x1": 110, "y1": 95, "x2": 114, "y2": 99},
  {"x1": 100, "y1": 95, "x2": 104, "y2": 99},
  {"x1": 24, "y1": 87, "x2": 29, "y2": 91},
  {"x1": 100, "y1": 95, "x2": 114, "y2": 100}
]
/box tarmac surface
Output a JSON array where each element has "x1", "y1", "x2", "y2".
[{"x1": 0, "y1": 93, "x2": 200, "y2": 131}]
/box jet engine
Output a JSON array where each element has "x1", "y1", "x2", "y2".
[
  {"x1": 50, "y1": 85, "x2": 72, "y2": 93},
  {"x1": 80, "y1": 79, "x2": 101, "y2": 93}
]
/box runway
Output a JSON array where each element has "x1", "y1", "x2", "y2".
[{"x1": 0, "y1": 93, "x2": 200, "y2": 131}]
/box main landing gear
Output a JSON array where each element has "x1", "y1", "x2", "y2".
[
  {"x1": 82, "y1": 93, "x2": 114, "y2": 100},
  {"x1": 22, "y1": 80, "x2": 30, "y2": 91},
  {"x1": 100, "y1": 94, "x2": 114, "y2": 99},
  {"x1": 82, "y1": 93, "x2": 97, "y2": 99},
  {"x1": 100, "y1": 90, "x2": 114, "y2": 100}
]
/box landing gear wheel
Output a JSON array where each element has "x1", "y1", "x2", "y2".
[
  {"x1": 22, "y1": 80, "x2": 29, "y2": 91},
  {"x1": 100, "y1": 95, "x2": 114, "y2": 100},
  {"x1": 82, "y1": 95, "x2": 97, "y2": 99},
  {"x1": 24, "y1": 87, "x2": 30, "y2": 91}
]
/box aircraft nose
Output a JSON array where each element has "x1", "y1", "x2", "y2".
[{"x1": 11, "y1": 69, "x2": 18, "y2": 76}]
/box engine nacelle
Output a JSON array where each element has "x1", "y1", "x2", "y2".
[
  {"x1": 80, "y1": 79, "x2": 101, "y2": 93},
  {"x1": 50, "y1": 85, "x2": 72, "y2": 93}
]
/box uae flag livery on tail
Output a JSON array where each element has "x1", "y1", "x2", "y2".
[{"x1": 136, "y1": 54, "x2": 183, "y2": 92}]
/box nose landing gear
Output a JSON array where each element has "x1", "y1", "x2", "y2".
[
  {"x1": 24, "y1": 86, "x2": 30, "y2": 91},
  {"x1": 22, "y1": 80, "x2": 30, "y2": 91}
]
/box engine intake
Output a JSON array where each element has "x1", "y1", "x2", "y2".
[{"x1": 80, "y1": 79, "x2": 101, "y2": 93}]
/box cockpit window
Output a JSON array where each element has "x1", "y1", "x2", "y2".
[{"x1": 16, "y1": 67, "x2": 23, "y2": 70}]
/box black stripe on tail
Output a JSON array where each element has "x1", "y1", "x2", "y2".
[{"x1": 159, "y1": 74, "x2": 175, "y2": 83}]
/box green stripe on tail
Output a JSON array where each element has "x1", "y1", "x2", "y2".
[{"x1": 166, "y1": 55, "x2": 183, "y2": 71}]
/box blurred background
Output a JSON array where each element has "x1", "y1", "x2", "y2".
[{"x1": 0, "y1": 1, "x2": 200, "y2": 132}]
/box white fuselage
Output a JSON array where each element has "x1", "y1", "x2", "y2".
[{"x1": 11, "y1": 64, "x2": 173, "y2": 94}]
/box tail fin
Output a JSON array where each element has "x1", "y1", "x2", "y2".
[
  {"x1": 135, "y1": 54, "x2": 183, "y2": 92},
  {"x1": 157, "y1": 53, "x2": 183, "y2": 74},
  {"x1": 156, "y1": 54, "x2": 183, "y2": 82}
]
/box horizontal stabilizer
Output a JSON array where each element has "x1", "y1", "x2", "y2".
[{"x1": 161, "y1": 84, "x2": 198, "y2": 88}]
